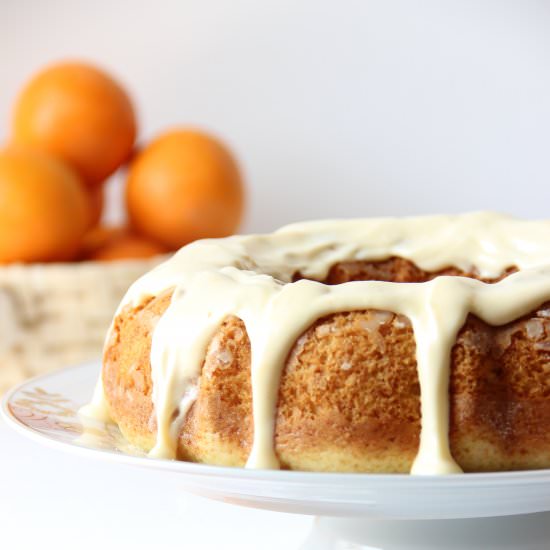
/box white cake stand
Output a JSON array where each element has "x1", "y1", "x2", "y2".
[{"x1": 3, "y1": 362, "x2": 550, "y2": 550}]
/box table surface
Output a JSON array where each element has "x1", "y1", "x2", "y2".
[{"x1": 0, "y1": 419, "x2": 311, "y2": 549}]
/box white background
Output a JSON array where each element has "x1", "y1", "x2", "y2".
[
  {"x1": 1, "y1": 0, "x2": 550, "y2": 232},
  {"x1": 1, "y1": 1, "x2": 550, "y2": 548}
]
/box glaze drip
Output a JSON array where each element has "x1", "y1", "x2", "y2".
[{"x1": 83, "y1": 212, "x2": 550, "y2": 474}]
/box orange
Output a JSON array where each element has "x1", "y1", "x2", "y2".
[
  {"x1": 82, "y1": 226, "x2": 167, "y2": 261},
  {"x1": 12, "y1": 61, "x2": 137, "y2": 186},
  {"x1": 0, "y1": 147, "x2": 90, "y2": 263},
  {"x1": 79, "y1": 224, "x2": 120, "y2": 259},
  {"x1": 125, "y1": 129, "x2": 244, "y2": 249},
  {"x1": 87, "y1": 185, "x2": 104, "y2": 228}
]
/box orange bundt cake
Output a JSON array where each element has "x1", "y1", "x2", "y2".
[{"x1": 82, "y1": 212, "x2": 550, "y2": 474}]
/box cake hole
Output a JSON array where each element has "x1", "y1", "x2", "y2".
[{"x1": 294, "y1": 257, "x2": 518, "y2": 286}]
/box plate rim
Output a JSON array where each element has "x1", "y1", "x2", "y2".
[{"x1": 4, "y1": 361, "x2": 550, "y2": 488}]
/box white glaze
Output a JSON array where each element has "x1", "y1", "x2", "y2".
[{"x1": 83, "y1": 212, "x2": 550, "y2": 474}]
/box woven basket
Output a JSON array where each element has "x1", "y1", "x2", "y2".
[{"x1": 0, "y1": 257, "x2": 163, "y2": 394}]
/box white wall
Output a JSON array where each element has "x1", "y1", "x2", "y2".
[{"x1": 1, "y1": 0, "x2": 549, "y2": 232}]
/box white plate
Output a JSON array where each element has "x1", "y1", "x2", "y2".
[{"x1": 3, "y1": 361, "x2": 550, "y2": 521}]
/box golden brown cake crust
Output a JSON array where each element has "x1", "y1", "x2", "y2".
[{"x1": 102, "y1": 258, "x2": 550, "y2": 472}]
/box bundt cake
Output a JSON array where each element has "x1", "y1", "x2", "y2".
[{"x1": 82, "y1": 212, "x2": 550, "y2": 474}]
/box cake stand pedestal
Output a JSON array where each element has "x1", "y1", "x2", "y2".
[{"x1": 299, "y1": 513, "x2": 550, "y2": 549}]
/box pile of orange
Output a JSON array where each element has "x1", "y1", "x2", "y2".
[{"x1": 1, "y1": 61, "x2": 245, "y2": 263}]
